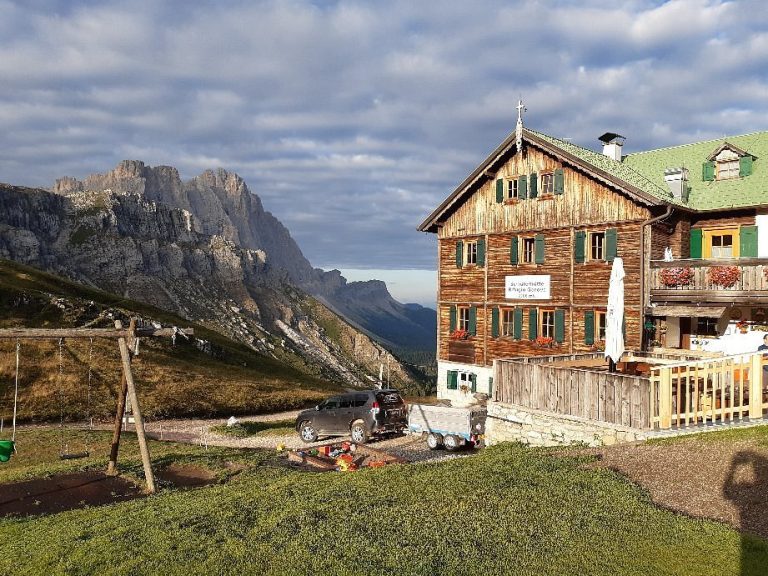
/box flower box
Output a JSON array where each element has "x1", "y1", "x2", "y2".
[
  {"x1": 708, "y1": 265, "x2": 740, "y2": 288},
  {"x1": 659, "y1": 267, "x2": 694, "y2": 287}
]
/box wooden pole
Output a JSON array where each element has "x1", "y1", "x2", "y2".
[
  {"x1": 749, "y1": 352, "x2": 764, "y2": 420},
  {"x1": 106, "y1": 372, "x2": 128, "y2": 476},
  {"x1": 115, "y1": 319, "x2": 157, "y2": 494}
]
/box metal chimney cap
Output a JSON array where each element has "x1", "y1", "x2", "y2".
[{"x1": 598, "y1": 132, "x2": 626, "y2": 145}]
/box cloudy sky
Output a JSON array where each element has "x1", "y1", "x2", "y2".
[{"x1": 2, "y1": 0, "x2": 768, "y2": 306}]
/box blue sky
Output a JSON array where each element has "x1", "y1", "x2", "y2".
[{"x1": 2, "y1": 0, "x2": 767, "y2": 307}]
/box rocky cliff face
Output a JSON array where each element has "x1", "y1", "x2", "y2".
[
  {"x1": 53, "y1": 160, "x2": 437, "y2": 355},
  {"x1": 0, "y1": 178, "x2": 422, "y2": 390}
]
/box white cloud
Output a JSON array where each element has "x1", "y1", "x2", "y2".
[{"x1": 0, "y1": 0, "x2": 767, "y2": 271}]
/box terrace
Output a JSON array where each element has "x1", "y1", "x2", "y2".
[{"x1": 493, "y1": 350, "x2": 768, "y2": 432}]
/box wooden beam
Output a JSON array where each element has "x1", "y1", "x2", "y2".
[
  {"x1": 0, "y1": 326, "x2": 193, "y2": 340},
  {"x1": 106, "y1": 372, "x2": 128, "y2": 476},
  {"x1": 115, "y1": 319, "x2": 157, "y2": 494}
]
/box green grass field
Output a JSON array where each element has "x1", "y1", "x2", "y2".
[{"x1": 1, "y1": 429, "x2": 767, "y2": 576}]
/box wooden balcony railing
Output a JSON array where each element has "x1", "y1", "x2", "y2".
[{"x1": 649, "y1": 258, "x2": 768, "y2": 302}]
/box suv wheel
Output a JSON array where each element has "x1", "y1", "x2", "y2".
[
  {"x1": 443, "y1": 434, "x2": 461, "y2": 451},
  {"x1": 299, "y1": 421, "x2": 318, "y2": 443},
  {"x1": 426, "y1": 433, "x2": 443, "y2": 450},
  {"x1": 350, "y1": 421, "x2": 369, "y2": 444}
]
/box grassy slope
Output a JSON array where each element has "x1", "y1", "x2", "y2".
[
  {"x1": 1, "y1": 432, "x2": 767, "y2": 575},
  {"x1": 0, "y1": 260, "x2": 338, "y2": 421}
]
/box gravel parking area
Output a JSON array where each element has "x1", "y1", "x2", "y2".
[{"x1": 143, "y1": 411, "x2": 473, "y2": 464}]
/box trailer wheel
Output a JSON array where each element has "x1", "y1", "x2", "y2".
[
  {"x1": 443, "y1": 434, "x2": 461, "y2": 452},
  {"x1": 426, "y1": 433, "x2": 443, "y2": 450}
]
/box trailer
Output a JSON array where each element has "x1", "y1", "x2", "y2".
[{"x1": 407, "y1": 404, "x2": 487, "y2": 451}]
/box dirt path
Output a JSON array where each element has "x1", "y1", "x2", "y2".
[{"x1": 589, "y1": 436, "x2": 768, "y2": 539}]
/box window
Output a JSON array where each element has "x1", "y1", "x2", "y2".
[
  {"x1": 696, "y1": 317, "x2": 719, "y2": 337},
  {"x1": 502, "y1": 309, "x2": 514, "y2": 336},
  {"x1": 596, "y1": 311, "x2": 607, "y2": 341},
  {"x1": 541, "y1": 172, "x2": 554, "y2": 195},
  {"x1": 703, "y1": 228, "x2": 738, "y2": 259},
  {"x1": 508, "y1": 178, "x2": 519, "y2": 199},
  {"x1": 710, "y1": 233, "x2": 734, "y2": 258},
  {"x1": 717, "y1": 159, "x2": 740, "y2": 180},
  {"x1": 590, "y1": 232, "x2": 605, "y2": 261},
  {"x1": 540, "y1": 310, "x2": 555, "y2": 339},
  {"x1": 523, "y1": 237, "x2": 535, "y2": 263},
  {"x1": 465, "y1": 240, "x2": 478, "y2": 265},
  {"x1": 458, "y1": 306, "x2": 471, "y2": 331}
]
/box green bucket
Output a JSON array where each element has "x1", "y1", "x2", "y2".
[{"x1": 0, "y1": 440, "x2": 15, "y2": 462}]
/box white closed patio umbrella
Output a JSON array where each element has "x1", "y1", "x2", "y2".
[{"x1": 605, "y1": 257, "x2": 625, "y2": 368}]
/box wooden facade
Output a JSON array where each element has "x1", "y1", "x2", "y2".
[
  {"x1": 434, "y1": 144, "x2": 650, "y2": 374},
  {"x1": 421, "y1": 124, "x2": 768, "y2": 406}
]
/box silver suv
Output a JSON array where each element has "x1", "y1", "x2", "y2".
[{"x1": 295, "y1": 389, "x2": 407, "y2": 444}]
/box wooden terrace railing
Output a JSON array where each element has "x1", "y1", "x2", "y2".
[
  {"x1": 494, "y1": 354, "x2": 651, "y2": 429},
  {"x1": 649, "y1": 258, "x2": 768, "y2": 302},
  {"x1": 649, "y1": 353, "x2": 768, "y2": 429}
]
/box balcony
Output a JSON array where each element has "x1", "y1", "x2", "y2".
[
  {"x1": 447, "y1": 339, "x2": 476, "y2": 363},
  {"x1": 649, "y1": 258, "x2": 768, "y2": 304}
]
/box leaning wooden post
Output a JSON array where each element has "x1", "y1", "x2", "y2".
[
  {"x1": 115, "y1": 319, "x2": 157, "y2": 494},
  {"x1": 749, "y1": 352, "x2": 764, "y2": 420},
  {"x1": 106, "y1": 372, "x2": 128, "y2": 476}
]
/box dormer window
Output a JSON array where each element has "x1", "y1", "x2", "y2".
[
  {"x1": 715, "y1": 149, "x2": 740, "y2": 180},
  {"x1": 702, "y1": 142, "x2": 755, "y2": 181}
]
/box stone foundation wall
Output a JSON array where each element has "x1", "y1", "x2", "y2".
[{"x1": 486, "y1": 401, "x2": 648, "y2": 447}]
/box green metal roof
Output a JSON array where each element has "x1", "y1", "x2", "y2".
[
  {"x1": 622, "y1": 131, "x2": 768, "y2": 211},
  {"x1": 530, "y1": 129, "x2": 768, "y2": 211}
]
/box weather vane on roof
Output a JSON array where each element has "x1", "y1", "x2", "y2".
[{"x1": 516, "y1": 98, "x2": 526, "y2": 153}]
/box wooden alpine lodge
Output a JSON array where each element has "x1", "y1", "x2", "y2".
[{"x1": 419, "y1": 106, "x2": 768, "y2": 440}]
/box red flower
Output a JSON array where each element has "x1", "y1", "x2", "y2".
[
  {"x1": 708, "y1": 266, "x2": 740, "y2": 288},
  {"x1": 659, "y1": 267, "x2": 694, "y2": 287}
]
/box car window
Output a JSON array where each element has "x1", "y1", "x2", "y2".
[
  {"x1": 353, "y1": 394, "x2": 368, "y2": 407},
  {"x1": 338, "y1": 398, "x2": 353, "y2": 409},
  {"x1": 323, "y1": 399, "x2": 339, "y2": 410},
  {"x1": 376, "y1": 392, "x2": 403, "y2": 405}
]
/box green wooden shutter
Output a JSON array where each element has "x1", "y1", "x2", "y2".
[
  {"x1": 529, "y1": 173, "x2": 538, "y2": 199},
  {"x1": 510, "y1": 236, "x2": 519, "y2": 265},
  {"x1": 456, "y1": 241, "x2": 463, "y2": 268},
  {"x1": 528, "y1": 308, "x2": 538, "y2": 340},
  {"x1": 470, "y1": 373, "x2": 477, "y2": 393},
  {"x1": 584, "y1": 310, "x2": 595, "y2": 345},
  {"x1": 739, "y1": 155, "x2": 753, "y2": 177},
  {"x1": 468, "y1": 306, "x2": 477, "y2": 336},
  {"x1": 554, "y1": 168, "x2": 564, "y2": 194},
  {"x1": 535, "y1": 234, "x2": 545, "y2": 264},
  {"x1": 554, "y1": 309, "x2": 565, "y2": 343},
  {"x1": 518, "y1": 175, "x2": 528, "y2": 200},
  {"x1": 496, "y1": 178, "x2": 504, "y2": 203},
  {"x1": 574, "y1": 230, "x2": 586, "y2": 264},
  {"x1": 702, "y1": 161, "x2": 715, "y2": 181},
  {"x1": 513, "y1": 307, "x2": 523, "y2": 340},
  {"x1": 477, "y1": 238, "x2": 486, "y2": 266},
  {"x1": 449, "y1": 305, "x2": 457, "y2": 332},
  {"x1": 605, "y1": 228, "x2": 618, "y2": 262},
  {"x1": 690, "y1": 228, "x2": 703, "y2": 259},
  {"x1": 491, "y1": 307, "x2": 500, "y2": 338},
  {"x1": 740, "y1": 225, "x2": 758, "y2": 258},
  {"x1": 447, "y1": 370, "x2": 458, "y2": 390}
]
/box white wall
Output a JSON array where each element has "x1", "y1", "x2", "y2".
[
  {"x1": 665, "y1": 316, "x2": 680, "y2": 348},
  {"x1": 757, "y1": 213, "x2": 768, "y2": 258},
  {"x1": 437, "y1": 360, "x2": 493, "y2": 406}
]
